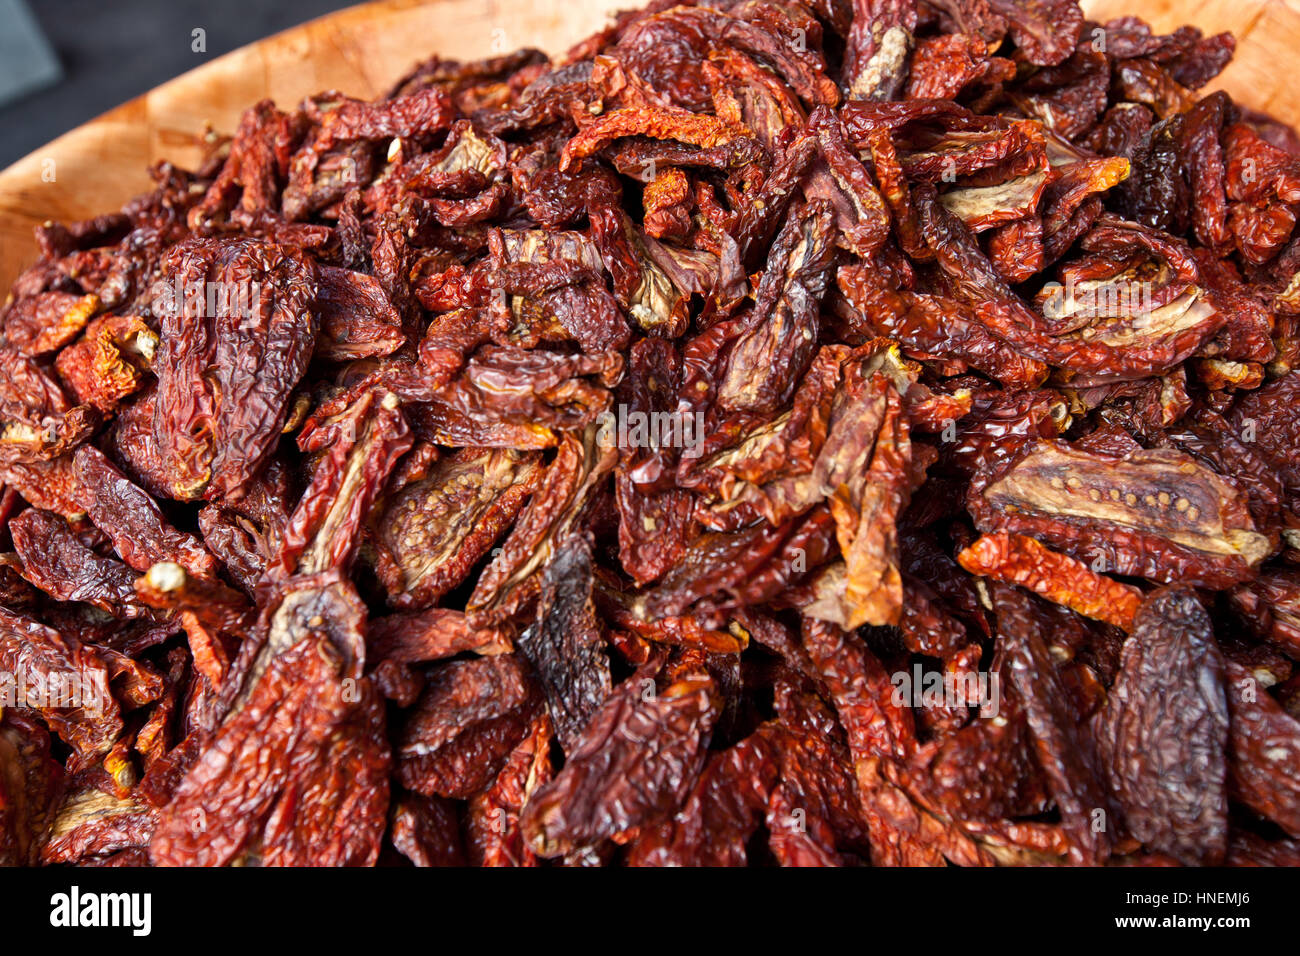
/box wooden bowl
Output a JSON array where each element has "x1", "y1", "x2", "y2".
[{"x1": 1, "y1": 0, "x2": 1298, "y2": 293}]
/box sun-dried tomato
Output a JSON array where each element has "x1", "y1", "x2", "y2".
[
  {"x1": 970, "y1": 439, "x2": 1272, "y2": 588},
  {"x1": 0, "y1": 714, "x2": 65, "y2": 865},
  {"x1": 40, "y1": 789, "x2": 157, "y2": 865},
  {"x1": 0, "y1": 348, "x2": 96, "y2": 465},
  {"x1": 72, "y1": 446, "x2": 217, "y2": 578},
  {"x1": 53, "y1": 314, "x2": 156, "y2": 414},
  {"x1": 957, "y1": 532, "x2": 1143, "y2": 629},
  {"x1": 519, "y1": 536, "x2": 611, "y2": 749},
  {"x1": 995, "y1": 584, "x2": 1111, "y2": 864},
  {"x1": 625, "y1": 721, "x2": 779, "y2": 867},
  {"x1": 372, "y1": 446, "x2": 541, "y2": 608},
  {"x1": 1, "y1": 291, "x2": 100, "y2": 357},
  {"x1": 151, "y1": 237, "x2": 317, "y2": 501},
  {"x1": 470, "y1": 425, "x2": 616, "y2": 618},
  {"x1": 1096, "y1": 588, "x2": 1229, "y2": 864},
  {"x1": 459, "y1": 710, "x2": 552, "y2": 867},
  {"x1": 276, "y1": 387, "x2": 412, "y2": 578},
  {"x1": 389, "y1": 793, "x2": 465, "y2": 867},
  {"x1": 1224, "y1": 660, "x2": 1300, "y2": 839},
  {"x1": 396, "y1": 654, "x2": 536, "y2": 800},
  {"x1": 151, "y1": 576, "x2": 389, "y2": 866},
  {"x1": 1229, "y1": 571, "x2": 1300, "y2": 658},
  {"x1": 520, "y1": 658, "x2": 718, "y2": 857},
  {"x1": 912, "y1": 672, "x2": 1049, "y2": 824},
  {"x1": 196, "y1": 458, "x2": 292, "y2": 592},
  {"x1": 0, "y1": 607, "x2": 123, "y2": 761},
  {"x1": 8, "y1": 510, "x2": 152, "y2": 619}
]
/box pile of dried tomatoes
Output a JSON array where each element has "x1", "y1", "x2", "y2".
[{"x1": 1, "y1": 0, "x2": 1298, "y2": 866}]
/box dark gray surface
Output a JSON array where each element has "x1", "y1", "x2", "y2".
[
  {"x1": 0, "y1": 0, "x2": 355, "y2": 168},
  {"x1": 0, "y1": 0, "x2": 63, "y2": 109}
]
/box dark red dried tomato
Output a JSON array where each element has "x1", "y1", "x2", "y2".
[{"x1": 1096, "y1": 588, "x2": 1230, "y2": 864}]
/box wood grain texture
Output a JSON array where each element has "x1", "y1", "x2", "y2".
[
  {"x1": 1, "y1": 0, "x2": 1299, "y2": 293},
  {"x1": 1083, "y1": 0, "x2": 1300, "y2": 114}
]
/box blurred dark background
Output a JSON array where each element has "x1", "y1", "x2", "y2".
[{"x1": 0, "y1": 0, "x2": 356, "y2": 168}]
